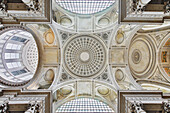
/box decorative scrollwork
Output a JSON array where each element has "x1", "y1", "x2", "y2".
[
  {"x1": 164, "y1": 1, "x2": 170, "y2": 14},
  {"x1": 26, "y1": 101, "x2": 42, "y2": 113},
  {"x1": 163, "y1": 101, "x2": 170, "y2": 113},
  {"x1": 25, "y1": 0, "x2": 41, "y2": 13},
  {"x1": 0, "y1": 102, "x2": 8, "y2": 113},
  {"x1": 129, "y1": 101, "x2": 146, "y2": 113},
  {"x1": 0, "y1": 0, "x2": 18, "y2": 21},
  {"x1": 0, "y1": 0, "x2": 7, "y2": 12},
  {"x1": 130, "y1": 0, "x2": 145, "y2": 14}
]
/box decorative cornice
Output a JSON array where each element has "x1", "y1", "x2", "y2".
[
  {"x1": 0, "y1": 0, "x2": 51, "y2": 24},
  {"x1": 119, "y1": 0, "x2": 170, "y2": 23},
  {"x1": 118, "y1": 90, "x2": 170, "y2": 113},
  {"x1": 0, "y1": 90, "x2": 51, "y2": 113}
]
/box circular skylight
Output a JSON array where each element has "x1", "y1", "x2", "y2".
[{"x1": 56, "y1": 0, "x2": 115, "y2": 14}]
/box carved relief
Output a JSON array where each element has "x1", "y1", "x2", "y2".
[
  {"x1": 163, "y1": 102, "x2": 170, "y2": 113},
  {"x1": 128, "y1": 35, "x2": 156, "y2": 79},
  {"x1": 149, "y1": 32, "x2": 168, "y2": 47},
  {"x1": 129, "y1": 101, "x2": 145, "y2": 113},
  {"x1": 0, "y1": 102, "x2": 8, "y2": 113},
  {"x1": 116, "y1": 29, "x2": 125, "y2": 44},
  {"x1": 110, "y1": 47, "x2": 126, "y2": 66}
]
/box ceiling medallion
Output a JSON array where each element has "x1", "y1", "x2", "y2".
[
  {"x1": 132, "y1": 49, "x2": 142, "y2": 64},
  {"x1": 128, "y1": 35, "x2": 156, "y2": 78},
  {"x1": 63, "y1": 35, "x2": 107, "y2": 78}
]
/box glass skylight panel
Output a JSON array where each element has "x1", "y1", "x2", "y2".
[
  {"x1": 12, "y1": 44, "x2": 18, "y2": 50},
  {"x1": 6, "y1": 43, "x2": 13, "y2": 49},
  {"x1": 17, "y1": 62, "x2": 22, "y2": 67},
  {"x1": 11, "y1": 53, "x2": 16, "y2": 59},
  {"x1": 5, "y1": 53, "x2": 10, "y2": 59},
  {"x1": 11, "y1": 69, "x2": 27, "y2": 76},
  {"x1": 11, "y1": 36, "x2": 27, "y2": 43},
  {"x1": 17, "y1": 45, "x2": 22, "y2": 50},
  {"x1": 6, "y1": 43, "x2": 22, "y2": 50},
  {"x1": 5, "y1": 53, "x2": 20, "y2": 59},
  {"x1": 56, "y1": 98, "x2": 114, "y2": 112},
  {"x1": 6, "y1": 62, "x2": 22, "y2": 69},
  {"x1": 12, "y1": 62, "x2": 19, "y2": 68},
  {"x1": 6, "y1": 63, "x2": 13, "y2": 69},
  {"x1": 56, "y1": 0, "x2": 115, "y2": 14}
]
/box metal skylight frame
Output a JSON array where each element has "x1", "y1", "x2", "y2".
[
  {"x1": 56, "y1": 98, "x2": 114, "y2": 112},
  {"x1": 56, "y1": 0, "x2": 115, "y2": 14}
]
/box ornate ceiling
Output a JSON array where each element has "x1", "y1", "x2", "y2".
[{"x1": 0, "y1": 0, "x2": 169, "y2": 113}]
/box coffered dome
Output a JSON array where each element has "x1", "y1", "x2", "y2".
[
  {"x1": 0, "y1": 27, "x2": 39, "y2": 86},
  {"x1": 63, "y1": 35, "x2": 107, "y2": 78}
]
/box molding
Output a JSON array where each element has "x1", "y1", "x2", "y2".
[
  {"x1": 119, "y1": 0, "x2": 170, "y2": 24},
  {"x1": 0, "y1": 0, "x2": 51, "y2": 25},
  {"x1": 0, "y1": 89, "x2": 52, "y2": 113},
  {"x1": 118, "y1": 90, "x2": 170, "y2": 113}
]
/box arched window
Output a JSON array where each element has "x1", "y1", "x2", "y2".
[{"x1": 6, "y1": 43, "x2": 22, "y2": 50}]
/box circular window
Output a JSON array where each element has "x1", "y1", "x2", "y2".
[
  {"x1": 63, "y1": 35, "x2": 107, "y2": 78},
  {"x1": 0, "y1": 28, "x2": 39, "y2": 86},
  {"x1": 56, "y1": 0, "x2": 115, "y2": 14}
]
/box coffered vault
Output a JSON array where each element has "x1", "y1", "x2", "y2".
[{"x1": 0, "y1": 0, "x2": 169, "y2": 113}]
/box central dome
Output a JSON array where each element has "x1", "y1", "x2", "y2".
[
  {"x1": 56, "y1": 0, "x2": 115, "y2": 14},
  {"x1": 63, "y1": 35, "x2": 107, "y2": 78}
]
